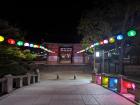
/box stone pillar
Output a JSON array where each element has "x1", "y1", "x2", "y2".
[
  {"x1": 1, "y1": 79, "x2": 7, "y2": 93},
  {"x1": 36, "y1": 69, "x2": 40, "y2": 82},
  {"x1": 4, "y1": 74, "x2": 13, "y2": 93},
  {"x1": 19, "y1": 77, "x2": 23, "y2": 88},
  {"x1": 91, "y1": 73, "x2": 96, "y2": 83},
  {"x1": 32, "y1": 76, "x2": 35, "y2": 83},
  {"x1": 27, "y1": 73, "x2": 31, "y2": 85}
]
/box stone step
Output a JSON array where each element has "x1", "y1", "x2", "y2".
[{"x1": 38, "y1": 64, "x2": 92, "y2": 73}]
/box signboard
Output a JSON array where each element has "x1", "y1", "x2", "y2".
[{"x1": 59, "y1": 47, "x2": 72, "y2": 63}]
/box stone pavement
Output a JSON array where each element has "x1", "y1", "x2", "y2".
[{"x1": 0, "y1": 79, "x2": 135, "y2": 105}]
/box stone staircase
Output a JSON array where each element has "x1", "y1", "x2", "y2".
[{"x1": 38, "y1": 64, "x2": 92, "y2": 80}]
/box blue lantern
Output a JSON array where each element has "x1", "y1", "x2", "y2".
[
  {"x1": 30, "y1": 44, "x2": 34, "y2": 47},
  {"x1": 116, "y1": 34, "x2": 123, "y2": 40},
  {"x1": 109, "y1": 77, "x2": 118, "y2": 91}
]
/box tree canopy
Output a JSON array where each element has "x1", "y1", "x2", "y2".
[{"x1": 78, "y1": 0, "x2": 140, "y2": 50}]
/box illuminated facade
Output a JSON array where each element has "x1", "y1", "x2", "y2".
[{"x1": 46, "y1": 43, "x2": 85, "y2": 64}]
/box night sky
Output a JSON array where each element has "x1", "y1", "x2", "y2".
[{"x1": 0, "y1": 1, "x2": 93, "y2": 43}]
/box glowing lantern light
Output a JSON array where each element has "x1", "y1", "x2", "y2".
[
  {"x1": 109, "y1": 37, "x2": 115, "y2": 43},
  {"x1": 94, "y1": 42, "x2": 99, "y2": 46},
  {"x1": 29, "y1": 44, "x2": 34, "y2": 47},
  {"x1": 103, "y1": 39, "x2": 108, "y2": 44},
  {"x1": 123, "y1": 81, "x2": 133, "y2": 89},
  {"x1": 102, "y1": 76, "x2": 109, "y2": 88},
  {"x1": 100, "y1": 41, "x2": 104, "y2": 45},
  {"x1": 37, "y1": 45, "x2": 40, "y2": 48},
  {"x1": 96, "y1": 75, "x2": 101, "y2": 85},
  {"x1": 0, "y1": 36, "x2": 4, "y2": 42},
  {"x1": 109, "y1": 78, "x2": 118, "y2": 91},
  {"x1": 34, "y1": 45, "x2": 38, "y2": 48},
  {"x1": 17, "y1": 41, "x2": 24, "y2": 46},
  {"x1": 127, "y1": 83, "x2": 131, "y2": 88},
  {"x1": 114, "y1": 79, "x2": 118, "y2": 84},
  {"x1": 99, "y1": 76, "x2": 101, "y2": 80},
  {"x1": 40, "y1": 45, "x2": 44, "y2": 49},
  {"x1": 24, "y1": 42, "x2": 29, "y2": 47},
  {"x1": 7, "y1": 39, "x2": 16, "y2": 44},
  {"x1": 116, "y1": 34, "x2": 123, "y2": 40},
  {"x1": 132, "y1": 83, "x2": 136, "y2": 90},
  {"x1": 127, "y1": 29, "x2": 136, "y2": 37}
]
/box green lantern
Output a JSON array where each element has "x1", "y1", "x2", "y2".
[
  {"x1": 17, "y1": 41, "x2": 24, "y2": 46},
  {"x1": 127, "y1": 29, "x2": 137, "y2": 37}
]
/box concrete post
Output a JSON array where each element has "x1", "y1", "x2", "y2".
[
  {"x1": 19, "y1": 77, "x2": 23, "y2": 88},
  {"x1": 4, "y1": 74, "x2": 13, "y2": 93},
  {"x1": 32, "y1": 76, "x2": 35, "y2": 83},
  {"x1": 27, "y1": 73, "x2": 31, "y2": 85},
  {"x1": 57, "y1": 74, "x2": 59, "y2": 80},
  {"x1": 91, "y1": 73, "x2": 96, "y2": 83},
  {"x1": 36, "y1": 69, "x2": 40, "y2": 82},
  {"x1": 74, "y1": 74, "x2": 76, "y2": 80},
  {"x1": 1, "y1": 79, "x2": 7, "y2": 93}
]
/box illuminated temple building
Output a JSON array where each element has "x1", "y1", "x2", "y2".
[{"x1": 46, "y1": 43, "x2": 87, "y2": 64}]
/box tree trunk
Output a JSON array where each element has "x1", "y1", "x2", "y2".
[{"x1": 119, "y1": 4, "x2": 130, "y2": 75}]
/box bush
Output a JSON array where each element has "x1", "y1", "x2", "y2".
[
  {"x1": 0, "y1": 46, "x2": 37, "y2": 77},
  {"x1": 0, "y1": 63, "x2": 27, "y2": 77}
]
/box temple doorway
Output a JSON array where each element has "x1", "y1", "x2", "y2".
[{"x1": 59, "y1": 47, "x2": 73, "y2": 64}]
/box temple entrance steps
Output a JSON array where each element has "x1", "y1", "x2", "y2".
[{"x1": 38, "y1": 64, "x2": 92, "y2": 80}]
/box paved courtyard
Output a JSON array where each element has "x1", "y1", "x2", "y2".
[{"x1": 0, "y1": 79, "x2": 135, "y2": 105}]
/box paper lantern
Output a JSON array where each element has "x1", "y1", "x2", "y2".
[
  {"x1": 24, "y1": 42, "x2": 29, "y2": 47},
  {"x1": 123, "y1": 81, "x2": 135, "y2": 90},
  {"x1": 103, "y1": 39, "x2": 108, "y2": 44},
  {"x1": 100, "y1": 41, "x2": 104, "y2": 45},
  {"x1": 109, "y1": 78, "x2": 118, "y2": 91},
  {"x1": 102, "y1": 76, "x2": 109, "y2": 88},
  {"x1": 109, "y1": 37, "x2": 115, "y2": 43},
  {"x1": 0, "y1": 36, "x2": 4, "y2": 42},
  {"x1": 94, "y1": 42, "x2": 99, "y2": 46},
  {"x1": 127, "y1": 30, "x2": 136, "y2": 37},
  {"x1": 116, "y1": 34, "x2": 123, "y2": 40},
  {"x1": 7, "y1": 39, "x2": 16, "y2": 44},
  {"x1": 96, "y1": 75, "x2": 101, "y2": 85},
  {"x1": 29, "y1": 44, "x2": 34, "y2": 47},
  {"x1": 17, "y1": 41, "x2": 24, "y2": 46},
  {"x1": 34, "y1": 45, "x2": 38, "y2": 48}
]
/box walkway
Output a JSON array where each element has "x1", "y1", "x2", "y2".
[{"x1": 0, "y1": 79, "x2": 135, "y2": 105}]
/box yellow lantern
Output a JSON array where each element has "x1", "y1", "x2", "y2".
[
  {"x1": 0, "y1": 36, "x2": 4, "y2": 42},
  {"x1": 109, "y1": 37, "x2": 115, "y2": 43}
]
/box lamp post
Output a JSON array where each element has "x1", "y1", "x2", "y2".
[
  {"x1": 93, "y1": 49, "x2": 105, "y2": 74},
  {"x1": 102, "y1": 50, "x2": 105, "y2": 73},
  {"x1": 93, "y1": 47, "x2": 96, "y2": 73}
]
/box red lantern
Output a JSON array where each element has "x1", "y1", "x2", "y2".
[
  {"x1": 123, "y1": 81, "x2": 132, "y2": 89},
  {"x1": 100, "y1": 41, "x2": 104, "y2": 45},
  {"x1": 7, "y1": 39, "x2": 16, "y2": 44}
]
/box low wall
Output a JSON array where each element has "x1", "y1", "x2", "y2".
[{"x1": 0, "y1": 72, "x2": 40, "y2": 95}]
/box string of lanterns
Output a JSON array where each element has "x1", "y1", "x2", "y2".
[
  {"x1": 76, "y1": 29, "x2": 137, "y2": 54},
  {"x1": 0, "y1": 36, "x2": 55, "y2": 53}
]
